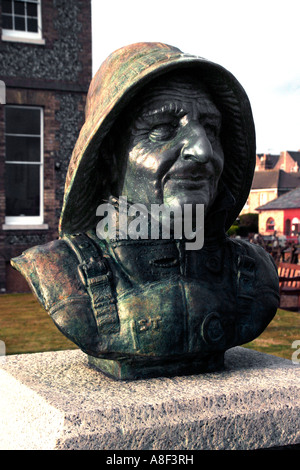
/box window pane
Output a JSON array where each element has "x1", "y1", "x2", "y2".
[
  {"x1": 15, "y1": 15, "x2": 25, "y2": 30},
  {"x1": 27, "y1": 2, "x2": 38, "y2": 17},
  {"x1": 14, "y1": 1, "x2": 25, "y2": 15},
  {"x1": 2, "y1": 1, "x2": 13, "y2": 14},
  {"x1": 5, "y1": 107, "x2": 40, "y2": 135},
  {"x1": 27, "y1": 17, "x2": 38, "y2": 32},
  {"x1": 2, "y1": 14, "x2": 13, "y2": 29},
  {"x1": 5, "y1": 163, "x2": 40, "y2": 216},
  {"x1": 6, "y1": 136, "x2": 41, "y2": 162}
]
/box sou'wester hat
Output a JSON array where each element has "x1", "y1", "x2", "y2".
[{"x1": 59, "y1": 42, "x2": 256, "y2": 236}]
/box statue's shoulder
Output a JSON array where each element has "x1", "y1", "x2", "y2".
[
  {"x1": 11, "y1": 234, "x2": 118, "y2": 352},
  {"x1": 12, "y1": 237, "x2": 72, "y2": 266},
  {"x1": 230, "y1": 237, "x2": 274, "y2": 262},
  {"x1": 11, "y1": 237, "x2": 87, "y2": 309},
  {"x1": 228, "y1": 237, "x2": 279, "y2": 290}
]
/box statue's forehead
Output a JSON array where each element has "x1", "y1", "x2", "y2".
[{"x1": 134, "y1": 75, "x2": 220, "y2": 117}]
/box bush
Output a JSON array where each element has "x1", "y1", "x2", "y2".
[
  {"x1": 239, "y1": 213, "x2": 258, "y2": 233},
  {"x1": 227, "y1": 213, "x2": 258, "y2": 237},
  {"x1": 227, "y1": 224, "x2": 239, "y2": 237}
]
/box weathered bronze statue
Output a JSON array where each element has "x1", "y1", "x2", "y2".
[{"x1": 11, "y1": 43, "x2": 279, "y2": 379}]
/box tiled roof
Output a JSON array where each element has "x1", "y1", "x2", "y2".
[
  {"x1": 287, "y1": 151, "x2": 300, "y2": 164},
  {"x1": 252, "y1": 169, "x2": 300, "y2": 190},
  {"x1": 257, "y1": 186, "x2": 300, "y2": 210},
  {"x1": 256, "y1": 153, "x2": 280, "y2": 170},
  {"x1": 252, "y1": 170, "x2": 279, "y2": 189},
  {"x1": 279, "y1": 170, "x2": 300, "y2": 189}
]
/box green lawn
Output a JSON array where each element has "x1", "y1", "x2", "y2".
[
  {"x1": 243, "y1": 308, "x2": 300, "y2": 360},
  {"x1": 0, "y1": 293, "x2": 299, "y2": 360},
  {"x1": 0, "y1": 293, "x2": 77, "y2": 355}
]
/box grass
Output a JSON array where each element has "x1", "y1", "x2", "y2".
[
  {"x1": 0, "y1": 293, "x2": 77, "y2": 355},
  {"x1": 0, "y1": 293, "x2": 299, "y2": 360},
  {"x1": 243, "y1": 308, "x2": 300, "y2": 360}
]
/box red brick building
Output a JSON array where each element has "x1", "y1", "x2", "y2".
[
  {"x1": 257, "y1": 187, "x2": 300, "y2": 238},
  {"x1": 0, "y1": 0, "x2": 92, "y2": 292}
]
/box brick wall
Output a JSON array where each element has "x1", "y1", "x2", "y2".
[
  {"x1": 0, "y1": 0, "x2": 92, "y2": 88},
  {"x1": 0, "y1": 0, "x2": 91, "y2": 292},
  {"x1": 258, "y1": 210, "x2": 284, "y2": 236},
  {"x1": 274, "y1": 152, "x2": 298, "y2": 172},
  {"x1": 240, "y1": 189, "x2": 278, "y2": 215}
]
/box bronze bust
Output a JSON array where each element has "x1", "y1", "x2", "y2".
[{"x1": 11, "y1": 43, "x2": 279, "y2": 379}]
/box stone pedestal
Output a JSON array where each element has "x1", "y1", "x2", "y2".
[{"x1": 0, "y1": 347, "x2": 299, "y2": 450}]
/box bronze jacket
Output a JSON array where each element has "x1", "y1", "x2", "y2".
[{"x1": 11, "y1": 230, "x2": 279, "y2": 362}]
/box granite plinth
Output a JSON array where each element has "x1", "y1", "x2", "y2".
[{"x1": 0, "y1": 347, "x2": 299, "y2": 450}]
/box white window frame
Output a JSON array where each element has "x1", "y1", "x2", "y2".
[
  {"x1": 4, "y1": 105, "x2": 44, "y2": 226},
  {"x1": 259, "y1": 192, "x2": 267, "y2": 206},
  {"x1": 1, "y1": 0, "x2": 45, "y2": 45}
]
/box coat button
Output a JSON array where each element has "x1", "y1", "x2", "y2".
[
  {"x1": 201, "y1": 312, "x2": 225, "y2": 345},
  {"x1": 205, "y1": 256, "x2": 221, "y2": 273},
  {"x1": 79, "y1": 241, "x2": 90, "y2": 249}
]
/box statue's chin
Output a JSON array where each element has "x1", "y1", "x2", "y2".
[
  {"x1": 163, "y1": 195, "x2": 211, "y2": 219},
  {"x1": 163, "y1": 178, "x2": 216, "y2": 209}
]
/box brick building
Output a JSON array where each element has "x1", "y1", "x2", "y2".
[
  {"x1": 275, "y1": 151, "x2": 300, "y2": 173},
  {"x1": 0, "y1": 0, "x2": 92, "y2": 292},
  {"x1": 255, "y1": 150, "x2": 300, "y2": 172},
  {"x1": 240, "y1": 169, "x2": 300, "y2": 215},
  {"x1": 255, "y1": 153, "x2": 280, "y2": 171},
  {"x1": 257, "y1": 187, "x2": 300, "y2": 237}
]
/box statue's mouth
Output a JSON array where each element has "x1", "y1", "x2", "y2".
[
  {"x1": 169, "y1": 173, "x2": 202, "y2": 181},
  {"x1": 163, "y1": 170, "x2": 213, "y2": 186}
]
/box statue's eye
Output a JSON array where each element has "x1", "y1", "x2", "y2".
[
  {"x1": 203, "y1": 122, "x2": 220, "y2": 144},
  {"x1": 149, "y1": 123, "x2": 177, "y2": 142}
]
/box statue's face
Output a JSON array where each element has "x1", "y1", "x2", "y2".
[{"x1": 117, "y1": 73, "x2": 224, "y2": 215}]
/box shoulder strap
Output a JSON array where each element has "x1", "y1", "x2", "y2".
[
  {"x1": 232, "y1": 240, "x2": 256, "y2": 341},
  {"x1": 64, "y1": 233, "x2": 119, "y2": 334}
]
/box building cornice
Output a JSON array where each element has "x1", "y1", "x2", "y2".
[{"x1": 2, "y1": 76, "x2": 89, "y2": 93}]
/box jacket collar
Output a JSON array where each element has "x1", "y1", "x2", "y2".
[{"x1": 203, "y1": 179, "x2": 236, "y2": 246}]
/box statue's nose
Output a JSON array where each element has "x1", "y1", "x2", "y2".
[{"x1": 180, "y1": 123, "x2": 213, "y2": 164}]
